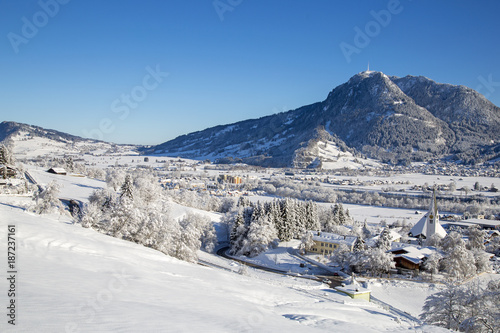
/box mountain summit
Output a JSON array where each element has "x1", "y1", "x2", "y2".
[{"x1": 147, "y1": 71, "x2": 500, "y2": 167}]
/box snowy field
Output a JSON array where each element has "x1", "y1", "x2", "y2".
[
  {"x1": 0, "y1": 196, "x2": 449, "y2": 332},
  {"x1": 2, "y1": 139, "x2": 497, "y2": 331}
]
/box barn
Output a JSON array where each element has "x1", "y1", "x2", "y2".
[
  {"x1": 0, "y1": 165, "x2": 17, "y2": 178},
  {"x1": 47, "y1": 167, "x2": 67, "y2": 175}
]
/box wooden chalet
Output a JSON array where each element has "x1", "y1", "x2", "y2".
[
  {"x1": 47, "y1": 167, "x2": 67, "y2": 175},
  {"x1": 0, "y1": 164, "x2": 17, "y2": 178}
]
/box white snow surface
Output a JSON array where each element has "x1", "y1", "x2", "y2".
[{"x1": 0, "y1": 194, "x2": 449, "y2": 332}]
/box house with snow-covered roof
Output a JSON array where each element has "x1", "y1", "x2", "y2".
[
  {"x1": 47, "y1": 167, "x2": 67, "y2": 175},
  {"x1": 309, "y1": 231, "x2": 358, "y2": 255},
  {"x1": 388, "y1": 245, "x2": 439, "y2": 271},
  {"x1": 366, "y1": 227, "x2": 402, "y2": 247}
]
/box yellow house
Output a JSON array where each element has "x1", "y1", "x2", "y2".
[{"x1": 309, "y1": 231, "x2": 358, "y2": 255}]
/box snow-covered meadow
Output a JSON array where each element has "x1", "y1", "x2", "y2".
[
  {"x1": 0, "y1": 194, "x2": 452, "y2": 332},
  {"x1": 1, "y1": 137, "x2": 498, "y2": 332}
]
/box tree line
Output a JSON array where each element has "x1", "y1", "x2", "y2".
[{"x1": 226, "y1": 197, "x2": 353, "y2": 257}]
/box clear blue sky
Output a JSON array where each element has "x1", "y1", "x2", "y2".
[{"x1": 1, "y1": 0, "x2": 499, "y2": 145}]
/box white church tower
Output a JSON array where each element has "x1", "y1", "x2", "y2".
[
  {"x1": 409, "y1": 188, "x2": 447, "y2": 240},
  {"x1": 426, "y1": 189, "x2": 439, "y2": 238}
]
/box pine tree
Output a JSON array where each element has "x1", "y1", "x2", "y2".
[
  {"x1": 0, "y1": 144, "x2": 14, "y2": 165},
  {"x1": 294, "y1": 200, "x2": 306, "y2": 239},
  {"x1": 280, "y1": 198, "x2": 296, "y2": 241},
  {"x1": 362, "y1": 220, "x2": 372, "y2": 239},
  {"x1": 230, "y1": 208, "x2": 251, "y2": 254},
  {"x1": 337, "y1": 203, "x2": 347, "y2": 226},
  {"x1": 304, "y1": 200, "x2": 320, "y2": 231},
  {"x1": 120, "y1": 174, "x2": 134, "y2": 200},
  {"x1": 376, "y1": 228, "x2": 392, "y2": 251}
]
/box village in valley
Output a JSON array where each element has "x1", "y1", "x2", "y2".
[{"x1": 1, "y1": 135, "x2": 499, "y2": 331}]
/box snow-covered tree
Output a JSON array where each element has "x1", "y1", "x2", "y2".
[
  {"x1": 33, "y1": 181, "x2": 63, "y2": 214},
  {"x1": 299, "y1": 231, "x2": 315, "y2": 254},
  {"x1": 424, "y1": 252, "x2": 442, "y2": 281},
  {"x1": 239, "y1": 214, "x2": 278, "y2": 257},
  {"x1": 173, "y1": 220, "x2": 202, "y2": 263},
  {"x1": 79, "y1": 202, "x2": 103, "y2": 228},
  {"x1": 472, "y1": 249, "x2": 491, "y2": 274},
  {"x1": 230, "y1": 208, "x2": 249, "y2": 254},
  {"x1": 304, "y1": 200, "x2": 320, "y2": 231},
  {"x1": 105, "y1": 169, "x2": 125, "y2": 191},
  {"x1": 108, "y1": 197, "x2": 142, "y2": 239},
  {"x1": 442, "y1": 240, "x2": 476, "y2": 281},
  {"x1": 362, "y1": 221, "x2": 372, "y2": 239},
  {"x1": 421, "y1": 284, "x2": 466, "y2": 331},
  {"x1": 120, "y1": 174, "x2": 134, "y2": 200},
  {"x1": 278, "y1": 198, "x2": 295, "y2": 241},
  {"x1": 376, "y1": 228, "x2": 392, "y2": 251},
  {"x1": 133, "y1": 171, "x2": 161, "y2": 205},
  {"x1": 178, "y1": 213, "x2": 217, "y2": 256},
  {"x1": 425, "y1": 233, "x2": 443, "y2": 248},
  {"x1": 441, "y1": 231, "x2": 465, "y2": 253},
  {"x1": 331, "y1": 243, "x2": 351, "y2": 270},
  {"x1": 421, "y1": 282, "x2": 500, "y2": 332},
  {"x1": 0, "y1": 144, "x2": 14, "y2": 165},
  {"x1": 364, "y1": 247, "x2": 395, "y2": 276},
  {"x1": 182, "y1": 213, "x2": 218, "y2": 253},
  {"x1": 466, "y1": 225, "x2": 486, "y2": 251}
]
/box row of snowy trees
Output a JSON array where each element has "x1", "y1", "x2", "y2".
[
  {"x1": 226, "y1": 197, "x2": 354, "y2": 257},
  {"x1": 228, "y1": 198, "x2": 319, "y2": 256},
  {"x1": 260, "y1": 178, "x2": 500, "y2": 216},
  {"x1": 78, "y1": 170, "x2": 217, "y2": 262},
  {"x1": 421, "y1": 280, "x2": 500, "y2": 332}
]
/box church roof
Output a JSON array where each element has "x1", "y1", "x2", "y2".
[{"x1": 408, "y1": 190, "x2": 447, "y2": 239}]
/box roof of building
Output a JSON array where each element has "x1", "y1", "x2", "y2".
[
  {"x1": 48, "y1": 167, "x2": 67, "y2": 174},
  {"x1": 367, "y1": 227, "x2": 402, "y2": 247},
  {"x1": 310, "y1": 231, "x2": 358, "y2": 247},
  {"x1": 389, "y1": 245, "x2": 438, "y2": 265},
  {"x1": 335, "y1": 275, "x2": 371, "y2": 295},
  {"x1": 409, "y1": 213, "x2": 447, "y2": 239}
]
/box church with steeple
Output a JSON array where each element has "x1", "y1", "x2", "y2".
[{"x1": 408, "y1": 189, "x2": 447, "y2": 240}]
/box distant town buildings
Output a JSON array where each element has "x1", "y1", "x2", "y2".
[{"x1": 219, "y1": 174, "x2": 242, "y2": 184}]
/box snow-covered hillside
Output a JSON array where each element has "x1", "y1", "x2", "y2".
[
  {"x1": 1, "y1": 122, "x2": 139, "y2": 159},
  {"x1": 297, "y1": 139, "x2": 380, "y2": 170},
  {"x1": 0, "y1": 196, "x2": 449, "y2": 332}
]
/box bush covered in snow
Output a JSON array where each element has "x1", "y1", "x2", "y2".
[{"x1": 78, "y1": 171, "x2": 217, "y2": 263}]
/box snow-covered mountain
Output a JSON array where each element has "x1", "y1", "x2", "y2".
[
  {"x1": 147, "y1": 71, "x2": 500, "y2": 167},
  {"x1": 0, "y1": 121, "x2": 139, "y2": 158}
]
